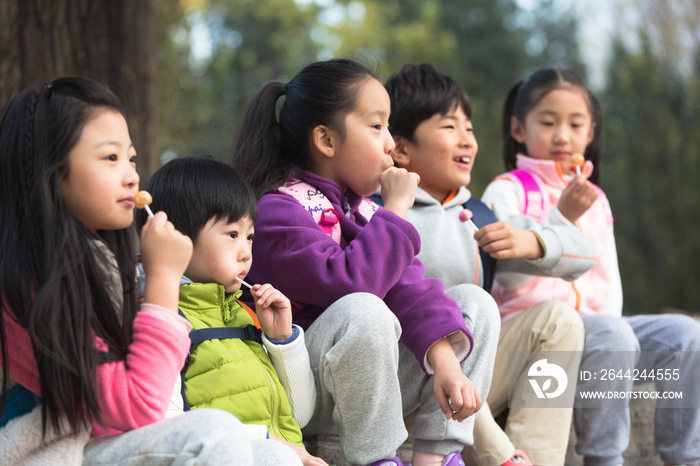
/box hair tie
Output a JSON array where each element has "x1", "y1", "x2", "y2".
[
  {"x1": 43, "y1": 81, "x2": 53, "y2": 89},
  {"x1": 283, "y1": 82, "x2": 290, "y2": 94}
]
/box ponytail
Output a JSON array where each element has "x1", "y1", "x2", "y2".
[
  {"x1": 502, "y1": 80, "x2": 524, "y2": 172},
  {"x1": 231, "y1": 82, "x2": 288, "y2": 198},
  {"x1": 231, "y1": 59, "x2": 377, "y2": 198}
]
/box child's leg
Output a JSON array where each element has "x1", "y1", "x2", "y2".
[
  {"x1": 82, "y1": 408, "x2": 293, "y2": 465},
  {"x1": 470, "y1": 300, "x2": 584, "y2": 466},
  {"x1": 574, "y1": 315, "x2": 639, "y2": 466},
  {"x1": 302, "y1": 292, "x2": 405, "y2": 465},
  {"x1": 400, "y1": 284, "x2": 500, "y2": 458},
  {"x1": 625, "y1": 314, "x2": 700, "y2": 466}
]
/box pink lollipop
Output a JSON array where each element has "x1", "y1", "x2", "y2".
[{"x1": 459, "y1": 208, "x2": 479, "y2": 231}]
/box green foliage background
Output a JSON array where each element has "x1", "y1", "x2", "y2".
[{"x1": 157, "y1": 0, "x2": 700, "y2": 316}]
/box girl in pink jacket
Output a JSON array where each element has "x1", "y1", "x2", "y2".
[
  {"x1": 0, "y1": 78, "x2": 299, "y2": 465},
  {"x1": 482, "y1": 68, "x2": 700, "y2": 466}
]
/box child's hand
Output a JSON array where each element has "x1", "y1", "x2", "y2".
[
  {"x1": 380, "y1": 166, "x2": 420, "y2": 219},
  {"x1": 428, "y1": 338, "x2": 482, "y2": 422},
  {"x1": 140, "y1": 211, "x2": 193, "y2": 311},
  {"x1": 253, "y1": 284, "x2": 294, "y2": 341},
  {"x1": 474, "y1": 222, "x2": 544, "y2": 260},
  {"x1": 269, "y1": 435, "x2": 329, "y2": 466},
  {"x1": 558, "y1": 174, "x2": 598, "y2": 223}
]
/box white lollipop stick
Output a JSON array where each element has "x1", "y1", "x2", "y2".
[
  {"x1": 459, "y1": 209, "x2": 479, "y2": 231},
  {"x1": 144, "y1": 205, "x2": 154, "y2": 217},
  {"x1": 236, "y1": 277, "x2": 253, "y2": 289}
]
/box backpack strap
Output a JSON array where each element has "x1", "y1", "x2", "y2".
[
  {"x1": 463, "y1": 197, "x2": 499, "y2": 293},
  {"x1": 507, "y1": 169, "x2": 545, "y2": 222},
  {"x1": 0, "y1": 384, "x2": 40, "y2": 427},
  {"x1": 178, "y1": 309, "x2": 263, "y2": 411},
  {"x1": 277, "y1": 179, "x2": 342, "y2": 244}
]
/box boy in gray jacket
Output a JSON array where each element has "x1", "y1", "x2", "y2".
[{"x1": 384, "y1": 64, "x2": 596, "y2": 466}]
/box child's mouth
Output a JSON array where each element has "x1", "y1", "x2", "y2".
[{"x1": 454, "y1": 156, "x2": 472, "y2": 167}]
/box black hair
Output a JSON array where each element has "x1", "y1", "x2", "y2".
[
  {"x1": 0, "y1": 77, "x2": 139, "y2": 435},
  {"x1": 502, "y1": 68, "x2": 604, "y2": 185},
  {"x1": 231, "y1": 59, "x2": 377, "y2": 198},
  {"x1": 385, "y1": 63, "x2": 472, "y2": 141},
  {"x1": 135, "y1": 157, "x2": 257, "y2": 243}
]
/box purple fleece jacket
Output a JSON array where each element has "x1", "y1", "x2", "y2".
[{"x1": 246, "y1": 169, "x2": 473, "y2": 373}]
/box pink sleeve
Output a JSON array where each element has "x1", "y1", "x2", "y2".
[
  {"x1": 2, "y1": 302, "x2": 190, "y2": 434},
  {"x1": 94, "y1": 305, "x2": 190, "y2": 431}
]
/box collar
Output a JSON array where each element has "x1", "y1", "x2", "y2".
[
  {"x1": 413, "y1": 185, "x2": 471, "y2": 209},
  {"x1": 515, "y1": 153, "x2": 594, "y2": 189},
  {"x1": 179, "y1": 282, "x2": 243, "y2": 311},
  {"x1": 295, "y1": 168, "x2": 365, "y2": 215}
]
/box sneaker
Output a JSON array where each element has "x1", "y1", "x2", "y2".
[
  {"x1": 371, "y1": 457, "x2": 404, "y2": 466},
  {"x1": 501, "y1": 450, "x2": 533, "y2": 466},
  {"x1": 442, "y1": 452, "x2": 465, "y2": 466}
]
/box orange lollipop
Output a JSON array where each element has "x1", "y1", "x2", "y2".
[
  {"x1": 134, "y1": 190, "x2": 154, "y2": 217},
  {"x1": 572, "y1": 153, "x2": 584, "y2": 175}
]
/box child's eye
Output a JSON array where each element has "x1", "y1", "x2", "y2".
[
  {"x1": 442, "y1": 125, "x2": 455, "y2": 130},
  {"x1": 106, "y1": 154, "x2": 118, "y2": 161},
  {"x1": 247, "y1": 234, "x2": 254, "y2": 242},
  {"x1": 130, "y1": 155, "x2": 138, "y2": 163},
  {"x1": 539, "y1": 121, "x2": 554, "y2": 127},
  {"x1": 228, "y1": 232, "x2": 238, "y2": 239},
  {"x1": 372, "y1": 124, "x2": 382, "y2": 130}
]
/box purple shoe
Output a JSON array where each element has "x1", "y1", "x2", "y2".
[
  {"x1": 442, "y1": 452, "x2": 465, "y2": 466},
  {"x1": 370, "y1": 457, "x2": 404, "y2": 466}
]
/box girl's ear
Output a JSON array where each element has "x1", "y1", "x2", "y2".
[
  {"x1": 312, "y1": 125, "x2": 336, "y2": 159},
  {"x1": 391, "y1": 136, "x2": 412, "y2": 168},
  {"x1": 510, "y1": 116, "x2": 526, "y2": 144}
]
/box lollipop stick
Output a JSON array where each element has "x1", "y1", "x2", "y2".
[
  {"x1": 145, "y1": 205, "x2": 154, "y2": 217},
  {"x1": 575, "y1": 165, "x2": 581, "y2": 176},
  {"x1": 469, "y1": 220, "x2": 479, "y2": 232},
  {"x1": 236, "y1": 277, "x2": 253, "y2": 289}
]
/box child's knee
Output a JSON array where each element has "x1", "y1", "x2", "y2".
[
  {"x1": 328, "y1": 292, "x2": 401, "y2": 340},
  {"x1": 584, "y1": 315, "x2": 639, "y2": 353},
  {"x1": 530, "y1": 300, "x2": 584, "y2": 341}
]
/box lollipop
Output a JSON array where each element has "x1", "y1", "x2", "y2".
[
  {"x1": 572, "y1": 153, "x2": 585, "y2": 176},
  {"x1": 459, "y1": 208, "x2": 479, "y2": 231},
  {"x1": 236, "y1": 277, "x2": 253, "y2": 289},
  {"x1": 134, "y1": 190, "x2": 154, "y2": 217}
]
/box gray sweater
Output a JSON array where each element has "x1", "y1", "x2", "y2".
[{"x1": 403, "y1": 186, "x2": 597, "y2": 291}]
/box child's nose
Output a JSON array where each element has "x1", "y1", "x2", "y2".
[
  {"x1": 124, "y1": 164, "x2": 139, "y2": 187},
  {"x1": 553, "y1": 125, "x2": 570, "y2": 143},
  {"x1": 384, "y1": 128, "x2": 396, "y2": 153},
  {"x1": 239, "y1": 242, "x2": 252, "y2": 262}
]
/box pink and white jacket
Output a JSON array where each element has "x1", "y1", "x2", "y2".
[
  {"x1": 2, "y1": 302, "x2": 191, "y2": 437},
  {"x1": 481, "y1": 154, "x2": 623, "y2": 322}
]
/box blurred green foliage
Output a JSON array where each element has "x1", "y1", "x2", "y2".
[{"x1": 157, "y1": 0, "x2": 699, "y2": 315}]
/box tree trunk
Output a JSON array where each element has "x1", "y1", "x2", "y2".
[{"x1": 0, "y1": 0, "x2": 159, "y2": 179}]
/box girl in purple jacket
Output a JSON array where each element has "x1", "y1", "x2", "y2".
[{"x1": 231, "y1": 59, "x2": 501, "y2": 466}]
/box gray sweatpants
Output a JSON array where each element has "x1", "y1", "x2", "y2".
[
  {"x1": 83, "y1": 408, "x2": 302, "y2": 465},
  {"x1": 575, "y1": 314, "x2": 700, "y2": 466},
  {"x1": 301, "y1": 285, "x2": 500, "y2": 465}
]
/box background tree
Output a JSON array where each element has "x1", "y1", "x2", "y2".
[{"x1": 0, "y1": 0, "x2": 160, "y2": 178}]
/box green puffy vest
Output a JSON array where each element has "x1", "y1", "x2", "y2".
[{"x1": 179, "y1": 283, "x2": 304, "y2": 446}]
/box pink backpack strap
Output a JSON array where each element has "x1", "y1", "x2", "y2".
[
  {"x1": 276, "y1": 179, "x2": 342, "y2": 244},
  {"x1": 506, "y1": 169, "x2": 545, "y2": 222},
  {"x1": 591, "y1": 184, "x2": 614, "y2": 227},
  {"x1": 357, "y1": 197, "x2": 381, "y2": 221}
]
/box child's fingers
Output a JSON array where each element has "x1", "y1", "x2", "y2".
[{"x1": 434, "y1": 389, "x2": 453, "y2": 420}]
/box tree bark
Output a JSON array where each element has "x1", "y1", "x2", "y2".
[{"x1": 0, "y1": 0, "x2": 159, "y2": 179}]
